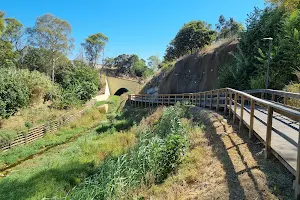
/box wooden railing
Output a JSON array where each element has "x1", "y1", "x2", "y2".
[
  {"x1": 129, "y1": 88, "x2": 300, "y2": 197},
  {"x1": 244, "y1": 89, "x2": 300, "y2": 107}
]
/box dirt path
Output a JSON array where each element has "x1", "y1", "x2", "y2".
[{"x1": 146, "y1": 108, "x2": 294, "y2": 200}]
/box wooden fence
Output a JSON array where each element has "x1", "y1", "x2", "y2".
[
  {"x1": 129, "y1": 88, "x2": 300, "y2": 198},
  {"x1": 0, "y1": 105, "x2": 90, "y2": 152}
]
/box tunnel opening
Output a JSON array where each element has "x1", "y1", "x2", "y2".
[{"x1": 114, "y1": 88, "x2": 129, "y2": 96}]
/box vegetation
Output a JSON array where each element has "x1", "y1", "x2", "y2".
[
  {"x1": 215, "y1": 15, "x2": 244, "y2": 40},
  {"x1": 104, "y1": 54, "x2": 155, "y2": 78},
  {"x1": 68, "y1": 104, "x2": 190, "y2": 199},
  {"x1": 0, "y1": 11, "x2": 101, "y2": 120},
  {"x1": 27, "y1": 13, "x2": 74, "y2": 82},
  {"x1": 81, "y1": 33, "x2": 108, "y2": 68},
  {"x1": 218, "y1": 5, "x2": 300, "y2": 91},
  {"x1": 165, "y1": 21, "x2": 217, "y2": 61}
]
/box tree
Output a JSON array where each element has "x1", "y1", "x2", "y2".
[
  {"x1": 27, "y1": 14, "x2": 74, "y2": 82},
  {"x1": 215, "y1": 15, "x2": 244, "y2": 40},
  {"x1": 165, "y1": 21, "x2": 216, "y2": 60},
  {"x1": 0, "y1": 11, "x2": 17, "y2": 67},
  {"x1": 266, "y1": 0, "x2": 300, "y2": 11},
  {"x1": 2, "y1": 18, "x2": 23, "y2": 50},
  {"x1": 147, "y1": 55, "x2": 161, "y2": 70},
  {"x1": 81, "y1": 33, "x2": 108, "y2": 68}
]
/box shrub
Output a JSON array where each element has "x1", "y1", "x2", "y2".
[
  {"x1": 57, "y1": 63, "x2": 100, "y2": 103},
  {"x1": 284, "y1": 82, "x2": 300, "y2": 107},
  {"x1": 0, "y1": 68, "x2": 30, "y2": 118},
  {"x1": 0, "y1": 68, "x2": 60, "y2": 118}
]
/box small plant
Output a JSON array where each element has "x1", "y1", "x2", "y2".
[{"x1": 24, "y1": 121, "x2": 32, "y2": 129}]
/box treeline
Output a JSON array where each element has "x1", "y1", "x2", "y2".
[
  {"x1": 164, "y1": 16, "x2": 243, "y2": 61},
  {"x1": 103, "y1": 54, "x2": 161, "y2": 79},
  {"x1": 219, "y1": 1, "x2": 300, "y2": 90},
  {"x1": 0, "y1": 12, "x2": 107, "y2": 118}
]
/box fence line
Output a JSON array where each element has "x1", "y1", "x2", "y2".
[{"x1": 0, "y1": 101, "x2": 95, "y2": 152}]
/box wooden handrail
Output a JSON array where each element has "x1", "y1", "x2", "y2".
[{"x1": 244, "y1": 89, "x2": 300, "y2": 99}]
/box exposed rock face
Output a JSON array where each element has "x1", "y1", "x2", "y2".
[{"x1": 158, "y1": 40, "x2": 238, "y2": 94}]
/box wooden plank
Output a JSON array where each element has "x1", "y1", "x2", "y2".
[
  {"x1": 233, "y1": 92, "x2": 238, "y2": 123},
  {"x1": 224, "y1": 90, "x2": 228, "y2": 114},
  {"x1": 249, "y1": 99, "x2": 255, "y2": 139},
  {"x1": 295, "y1": 125, "x2": 300, "y2": 199},
  {"x1": 265, "y1": 105, "x2": 274, "y2": 159},
  {"x1": 239, "y1": 95, "x2": 245, "y2": 130}
]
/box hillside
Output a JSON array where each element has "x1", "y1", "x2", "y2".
[{"x1": 143, "y1": 40, "x2": 238, "y2": 95}]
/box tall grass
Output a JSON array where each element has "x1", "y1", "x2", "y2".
[{"x1": 68, "y1": 104, "x2": 190, "y2": 199}]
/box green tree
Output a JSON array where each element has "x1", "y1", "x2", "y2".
[
  {"x1": 266, "y1": 0, "x2": 300, "y2": 11},
  {"x1": 27, "y1": 14, "x2": 74, "y2": 82},
  {"x1": 0, "y1": 11, "x2": 17, "y2": 67},
  {"x1": 215, "y1": 15, "x2": 244, "y2": 40},
  {"x1": 165, "y1": 20, "x2": 216, "y2": 61},
  {"x1": 81, "y1": 33, "x2": 108, "y2": 68},
  {"x1": 2, "y1": 18, "x2": 23, "y2": 50},
  {"x1": 147, "y1": 55, "x2": 161, "y2": 71}
]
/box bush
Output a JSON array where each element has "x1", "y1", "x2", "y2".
[
  {"x1": 284, "y1": 82, "x2": 300, "y2": 107},
  {"x1": 0, "y1": 68, "x2": 59, "y2": 118},
  {"x1": 57, "y1": 63, "x2": 100, "y2": 102}
]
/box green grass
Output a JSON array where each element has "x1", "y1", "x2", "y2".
[
  {"x1": 68, "y1": 104, "x2": 191, "y2": 199},
  {"x1": 0, "y1": 130, "x2": 136, "y2": 200},
  {"x1": 0, "y1": 106, "x2": 106, "y2": 169}
]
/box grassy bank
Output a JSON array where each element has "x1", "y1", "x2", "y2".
[{"x1": 68, "y1": 104, "x2": 192, "y2": 199}]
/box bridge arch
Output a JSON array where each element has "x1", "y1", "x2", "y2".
[{"x1": 106, "y1": 76, "x2": 141, "y2": 95}]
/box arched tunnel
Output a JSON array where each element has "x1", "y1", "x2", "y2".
[{"x1": 114, "y1": 88, "x2": 129, "y2": 96}]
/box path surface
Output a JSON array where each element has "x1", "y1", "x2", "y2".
[{"x1": 230, "y1": 104, "x2": 299, "y2": 174}]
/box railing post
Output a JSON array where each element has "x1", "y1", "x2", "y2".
[
  {"x1": 199, "y1": 93, "x2": 201, "y2": 107},
  {"x1": 210, "y1": 91, "x2": 213, "y2": 109},
  {"x1": 249, "y1": 99, "x2": 255, "y2": 139},
  {"x1": 261, "y1": 92, "x2": 264, "y2": 99},
  {"x1": 265, "y1": 105, "x2": 273, "y2": 159},
  {"x1": 295, "y1": 125, "x2": 300, "y2": 199},
  {"x1": 216, "y1": 90, "x2": 220, "y2": 111},
  {"x1": 233, "y1": 92, "x2": 238, "y2": 123},
  {"x1": 284, "y1": 94, "x2": 288, "y2": 105},
  {"x1": 204, "y1": 92, "x2": 206, "y2": 108},
  {"x1": 168, "y1": 95, "x2": 170, "y2": 106},
  {"x1": 239, "y1": 95, "x2": 245, "y2": 130},
  {"x1": 272, "y1": 94, "x2": 275, "y2": 101},
  {"x1": 229, "y1": 91, "x2": 232, "y2": 118},
  {"x1": 175, "y1": 94, "x2": 177, "y2": 104},
  {"x1": 224, "y1": 89, "x2": 228, "y2": 114}
]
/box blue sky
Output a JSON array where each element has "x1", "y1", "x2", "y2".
[{"x1": 2, "y1": 0, "x2": 265, "y2": 61}]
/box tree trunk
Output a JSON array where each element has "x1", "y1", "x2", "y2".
[{"x1": 52, "y1": 58, "x2": 55, "y2": 82}]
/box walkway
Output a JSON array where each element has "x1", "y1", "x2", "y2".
[{"x1": 128, "y1": 88, "x2": 300, "y2": 198}]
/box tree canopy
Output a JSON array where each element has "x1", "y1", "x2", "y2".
[
  {"x1": 164, "y1": 20, "x2": 216, "y2": 61},
  {"x1": 81, "y1": 32, "x2": 108, "y2": 68},
  {"x1": 27, "y1": 14, "x2": 74, "y2": 82}
]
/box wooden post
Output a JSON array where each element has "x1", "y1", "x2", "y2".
[
  {"x1": 233, "y1": 92, "x2": 238, "y2": 123},
  {"x1": 284, "y1": 94, "x2": 288, "y2": 105},
  {"x1": 175, "y1": 94, "x2": 177, "y2": 104},
  {"x1": 261, "y1": 92, "x2": 264, "y2": 99},
  {"x1": 265, "y1": 105, "x2": 273, "y2": 159},
  {"x1": 224, "y1": 90, "x2": 228, "y2": 114},
  {"x1": 204, "y1": 92, "x2": 206, "y2": 108},
  {"x1": 229, "y1": 91, "x2": 232, "y2": 118},
  {"x1": 249, "y1": 99, "x2": 255, "y2": 139},
  {"x1": 210, "y1": 91, "x2": 213, "y2": 109},
  {"x1": 295, "y1": 125, "x2": 300, "y2": 199},
  {"x1": 272, "y1": 94, "x2": 275, "y2": 101},
  {"x1": 216, "y1": 90, "x2": 220, "y2": 111},
  {"x1": 239, "y1": 95, "x2": 245, "y2": 130},
  {"x1": 168, "y1": 95, "x2": 170, "y2": 106}
]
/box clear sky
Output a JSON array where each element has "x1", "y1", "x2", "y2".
[{"x1": 2, "y1": 0, "x2": 265, "y2": 61}]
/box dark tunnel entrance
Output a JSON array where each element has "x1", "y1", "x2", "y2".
[{"x1": 114, "y1": 88, "x2": 129, "y2": 96}]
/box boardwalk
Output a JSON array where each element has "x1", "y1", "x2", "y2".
[{"x1": 129, "y1": 88, "x2": 300, "y2": 198}]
